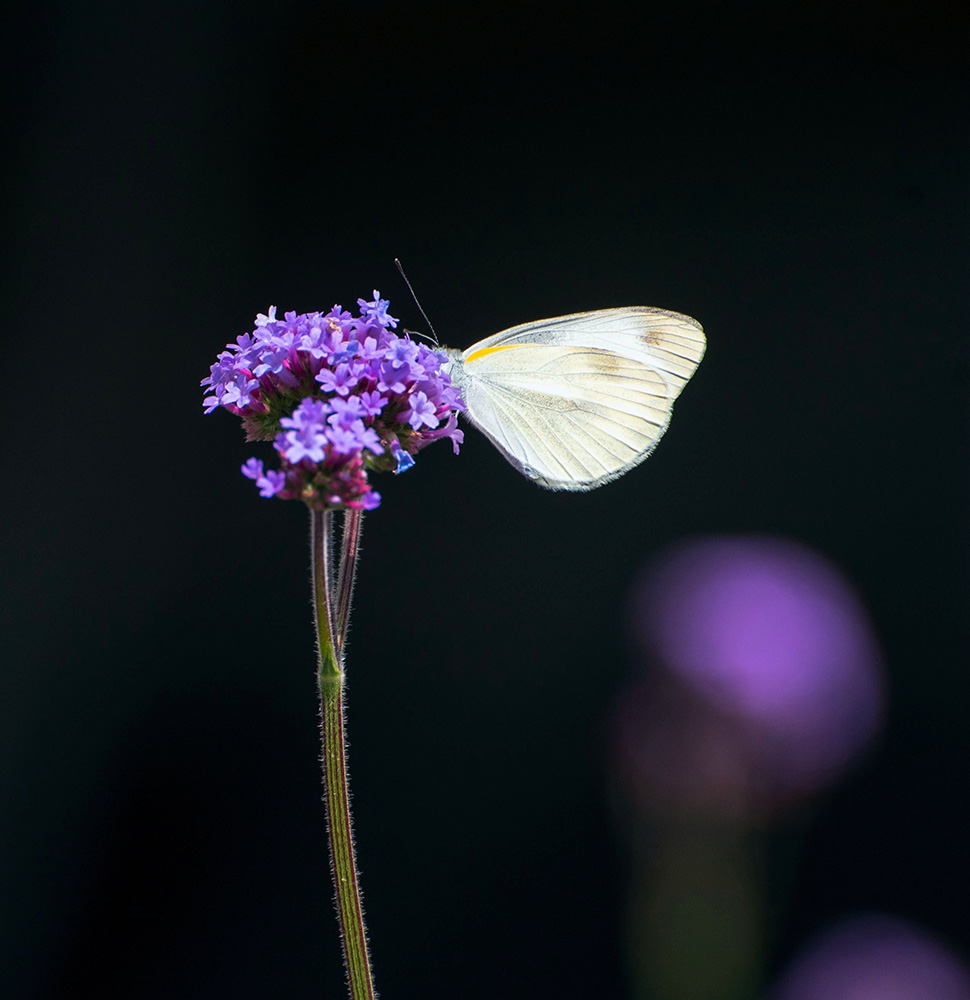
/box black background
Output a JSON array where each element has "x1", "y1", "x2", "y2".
[{"x1": 4, "y1": 1, "x2": 968, "y2": 998}]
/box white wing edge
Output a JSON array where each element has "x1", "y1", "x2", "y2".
[{"x1": 462, "y1": 306, "x2": 704, "y2": 355}]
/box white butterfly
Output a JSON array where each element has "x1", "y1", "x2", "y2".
[{"x1": 442, "y1": 307, "x2": 705, "y2": 490}]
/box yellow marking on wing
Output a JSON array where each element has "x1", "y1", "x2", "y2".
[{"x1": 464, "y1": 344, "x2": 530, "y2": 364}]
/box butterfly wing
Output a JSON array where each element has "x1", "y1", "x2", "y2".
[
  {"x1": 445, "y1": 307, "x2": 705, "y2": 490},
  {"x1": 462, "y1": 306, "x2": 705, "y2": 401},
  {"x1": 452, "y1": 342, "x2": 674, "y2": 490}
]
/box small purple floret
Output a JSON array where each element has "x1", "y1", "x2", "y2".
[
  {"x1": 401, "y1": 390, "x2": 439, "y2": 430},
  {"x1": 258, "y1": 469, "x2": 286, "y2": 497},
  {"x1": 391, "y1": 443, "x2": 416, "y2": 474},
  {"x1": 357, "y1": 291, "x2": 399, "y2": 329}
]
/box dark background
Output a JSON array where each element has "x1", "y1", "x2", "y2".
[{"x1": 4, "y1": 1, "x2": 968, "y2": 997}]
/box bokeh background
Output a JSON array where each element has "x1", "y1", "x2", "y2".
[{"x1": 4, "y1": 1, "x2": 968, "y2": 998}]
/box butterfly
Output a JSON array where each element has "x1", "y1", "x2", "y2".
[{"x1": 442, "y1": 307, "x2": 705, "y2": 490}]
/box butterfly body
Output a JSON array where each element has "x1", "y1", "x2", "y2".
[{"x1": 443, "y1": 307, "x2": 705, "y2": 490}]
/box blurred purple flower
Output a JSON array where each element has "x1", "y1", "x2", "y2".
[
  {"x1": 768, "y1": 914, "x2": 970, "y2": 1000},
  {"x1": 618, "y1": 536, "x2": 885, "y2": 809}
]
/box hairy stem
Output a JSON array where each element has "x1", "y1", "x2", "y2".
[
  {"x1": 335, "y1": 509, "x2": 363, "y2": 656},
  {"x1": 311, "y1": 508, "x2": 375, "y2": 1000}
]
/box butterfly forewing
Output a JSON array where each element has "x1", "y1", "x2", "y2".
[{"x1": 462, "y1": 307, "x2": 705, "y2": 400}]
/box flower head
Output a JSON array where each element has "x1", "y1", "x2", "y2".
[{"x1": 202, "y1": 293, "x2": 465, "y2": 510}]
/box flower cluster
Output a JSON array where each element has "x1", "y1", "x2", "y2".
[{"x1": 202, "y1": 292, "x2": 465, "y2": 510}]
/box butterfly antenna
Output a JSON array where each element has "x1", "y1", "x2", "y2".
[{"x1": 395, "y1": 258, "x2": 439, "y2": 347}]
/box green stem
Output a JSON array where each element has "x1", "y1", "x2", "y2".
[
  {"x1": 335, "y1": 508, "x2": 363, "y2": 657},
  {"x1": 311, "y1": 508, "x2": 376, "y2": 1000}
]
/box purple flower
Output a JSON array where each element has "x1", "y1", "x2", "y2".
[
  {"x1": 324, "y1": 305, "x2": 354, "y2": 327},
  {"x1": 391, "y1": 442, "x2": 416, "y2": 474},
  {"x1": 202, "y1": 292, "x2": 465, "y2": 511},
  {"x1": 316, "y1": 362, "x2": 361, "y2": 396},
  {"x1": 377, "y1": 361, "x2": 408, "y2": 394},
  {"x1": 385, "y1": 337, "x2": 419, "y2": 370},
  {"x1": 408, "y1": 344, "x2": 445, "y2": 379},
  {"x1": 242, "y1": 458, "x2": 286, "y2": 497},
  {"x1": 328, "y1": 396, "x2": 367, "y2": 427},
  {"x1": 357, "y1": 336, "x2": 384, "y2": 362},
  {"x1": 327, "y1": 419, "x2": 383, "y2": 456},
  {"x1": 257, "y1": 469, "x2": 287, "y2": 497},
  {"x1": 254, "y1": 306, "x2": 278, "y2": 327},
  {"x1": 279, "y1": 398, "x2": 330, "y2": 463},
  {"x1": 357, "y1": 290, "x2": 399, "y2": 329},
  {"x1": 768, "y1": 914, "x2": 970, "y2": 1000},
  {"x1": 252, "y1": 344, "x2": 291, "y2": 377},
  {"x1": 400, "y1": 390, "x2": 439, "y2": 430},
  {"x1": 326, "y1": 424, "x2": 361, "y2": 456},
  {"x1": 421, "y1": 412, "x2": 465, "y2": 454},
  {"x1": 297, "y1": 323, "x2": 331, "y2": 360},
  {"x1": 220, "y1": 370, "x2": 260, "y2": 409},
  {"x1": 351, "y1": 421, "x2": 383, "y2": 455},
  {"x1": 621, "y1": 536, "x2": 885, "y2": 807},
  {"x1": 359, "y1": 389, "x2": 388, "y2": 417},
  {"x1": 281, "y1": 398, "x2": 331, "y2": 426}
]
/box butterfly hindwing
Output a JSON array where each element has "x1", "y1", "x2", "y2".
[{"x1": 455, "y1": 343, "x2": 672, "y2": 490}]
